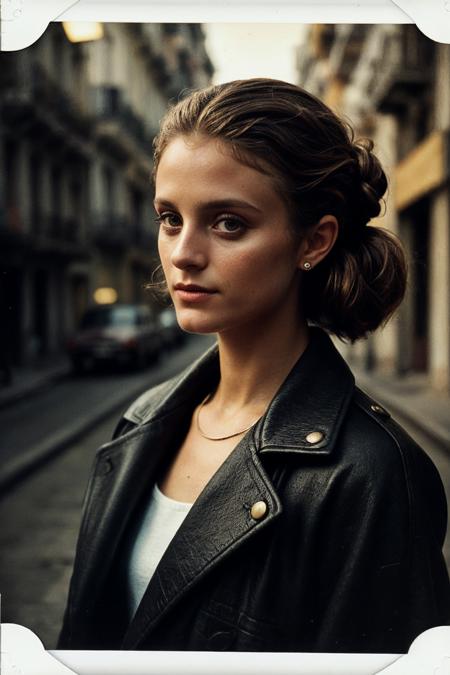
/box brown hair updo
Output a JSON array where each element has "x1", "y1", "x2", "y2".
[{"x1": 153, "y1": 78, "x2": 407, "y2": 343}]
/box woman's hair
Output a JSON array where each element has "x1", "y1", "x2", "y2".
[{"x1": 152, "y1": 78, "x2": 407, "y2": 342}]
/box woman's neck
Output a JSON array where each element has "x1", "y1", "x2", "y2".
[{"x1": 213, "y1": 314, "x2": 310, "y2": 416}]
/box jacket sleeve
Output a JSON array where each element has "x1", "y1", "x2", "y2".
[
  {"x1": 401, "y1": 424, "x2": 450, "y2": 635},
  {"x1": 57, "y1": 412, "x2": 139, "y2": 648},
  {"x1": 314, "y1": 412, "x2": 450, "y2": 653}
]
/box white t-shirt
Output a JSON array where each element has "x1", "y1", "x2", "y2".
[{"x1": 127, "y1": 484, "x2": 192, "y2": 619}]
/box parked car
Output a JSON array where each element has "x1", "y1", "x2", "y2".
[{"x1": 67, "y1": 304, "x2": 162, "y2": 372}]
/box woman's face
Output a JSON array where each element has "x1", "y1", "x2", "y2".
[{"x1": 155, "y1": 134, "x2": 305, "y2": 336}]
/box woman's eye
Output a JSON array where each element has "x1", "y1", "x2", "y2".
[
  {"x1": 155, "y1": 212, "x2": 245, "y2": 235},
  {"x1": 155, "y1": 213, "x2": 181, "y2": 229},
  {"x1": 213, "y1": 216, "x2": 246, "y2": 234}
]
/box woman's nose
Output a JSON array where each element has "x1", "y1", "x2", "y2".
[{"x1": 170, "y1": 226, "x2": 208, "y2": 270}]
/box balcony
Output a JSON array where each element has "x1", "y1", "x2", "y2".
[
  {"x1": 328, "y1": 26, "x2": 370, "y2": 82},
  {"x1": 91, "y1": 213, "x2": 132, "y2": 249},
  {"x1": 130, "y1": 221, "x2": 157, "y2": 250},
  {"x1": 377, "y1": 68, "x2": 431, "y2": 114},
  {"x1": 376, "y1": 27, "x2": 432, "y2": 114},
  {"x1": 1, "y1": 64, "x2": 91, "y2": 156},
  {"x1": 28, "y1": 216, "x2": 87, "y2": 258},
  {"x1": 0, "y1": 57, "x2": 35, "y2": 126},
  {"x1": 0, "y1": 212, "x2": 88, "y2": 260},
  {"x1": 90, "y1": 86, "x2": 153, "y2": 160},
  {"x1": 44, "y1": 215, "x2": 82, "y2": 242},
  {"x1": 149, "y1": 55, "x2": 172, "y2": 89}
]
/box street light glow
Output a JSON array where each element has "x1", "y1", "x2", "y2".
[
  {"x1": 93, "y1": 287, "x2": 117, "y2": 305},
  {"x1": 63, "y1": 22, "x2": 104, "y2": 43}
]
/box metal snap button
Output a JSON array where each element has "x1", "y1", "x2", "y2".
[
  {"x1": 250, "y1": 501, "x2": 268, "y2": 520},
  {"x1": 370, "y1": 404, "x2": 390, "y2": 418},
  {"x1": 305, "y1": 431, "x2": 324, "y2": 444},
  {"x1": 101, "y1": 457, "x2": 114, "y2": 475}
]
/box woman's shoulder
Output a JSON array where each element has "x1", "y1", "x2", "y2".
[
  {"x1": 341, "y1": 386, "x2": 439, "y2": 482},
  {"x1": 345, "y1": 387, "x2": 433, "y2": 470},
  {"x1": 279, "y1": 385, "x2": 447, "y2": 555},
  {"x1": 336, "y1": 386, "x2": 447, "y2": 532}
]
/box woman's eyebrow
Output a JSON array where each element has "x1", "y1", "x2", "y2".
[{"x1": 153, "y1": 198, "x2": 263, "y2": 213}]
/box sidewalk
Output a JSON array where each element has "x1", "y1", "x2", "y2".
[
  {"x1": 353, "y1": 367, "x2": 450, "y2": 453},
  {"x1": 0, "y1": 357, "x2": 70, "y2": 411}
]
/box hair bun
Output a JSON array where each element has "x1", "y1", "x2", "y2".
[
  {"x1": 352, "y1": 139, "x2": 388, "y2": 223},
  {"x1": 306, "y1": 225, "x2": 407, "y2": 342}
]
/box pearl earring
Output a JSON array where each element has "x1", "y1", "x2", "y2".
[{"x1": 303, "y1": 261, "x2": 311, "y2": 270}]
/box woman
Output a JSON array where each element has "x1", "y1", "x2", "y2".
[{"x1": 59, "y1": 78, "x2": 450, "y2": 653}]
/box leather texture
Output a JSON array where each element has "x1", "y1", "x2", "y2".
[{"x1": 58, "y1": 328, "x2": 450, "y2": 653}]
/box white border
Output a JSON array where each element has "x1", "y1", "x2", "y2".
[
  {"x1": 0, "y1": 0, "x2": 417, "y2": 52},
  {"x1": 58, "y1": 0, "x2": 410, "y2": 23},
  {"x1": 3, "y1": 623, "x2": 450, "y2": 675},
  {"x1": 1, "y1": 1, "x2": 449, "y2": 674},
  {"x1": 3, "y1": 0, "x2": 450, "y2": 52}
]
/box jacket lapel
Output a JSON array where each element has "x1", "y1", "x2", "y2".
[
  {"x1": 121, "y1": 430, "x2": 282, "y2": 649},
  {"x1": 69, "y1": 344, "x2": 223, "y2": 636},
  {"x1": 257, "y1": 327, "x2": 355, "y2": 455},
  {"x1": 68, "y1": 415, "x2": 178, "y2": 623},
  {"x1": 71, "y1": 342, "x2": 222, "y2": 615}
]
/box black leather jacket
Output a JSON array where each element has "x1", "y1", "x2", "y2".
[{"x1": 59, "y1": 328, "x2": 450, "y2": 653}]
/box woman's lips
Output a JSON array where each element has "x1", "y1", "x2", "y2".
[{"x1": 174, "y1": 285, "x2": 217, "y2": 303}]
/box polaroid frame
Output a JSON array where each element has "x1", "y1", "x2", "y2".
[
  {"x1": 3, "y1": 0, "x2": 450, "y2": 52},
  {"x1": 1, "y1": 1, "x2": 450, "y2": 673}
]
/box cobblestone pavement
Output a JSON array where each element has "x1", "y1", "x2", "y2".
[{"x1": 0, "y1": 365, "x2": 449, "y2": 650}]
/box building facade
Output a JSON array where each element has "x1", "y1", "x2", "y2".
[
  {"x1": 297, "y1": 25, "x2": 450, "y2": 395},
  {"x1": 0, "y1": 23, "x2": 214, "y2": 368}
]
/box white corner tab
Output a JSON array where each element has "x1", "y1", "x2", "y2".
[
  {"x1": 1, "y1": 624, "x2": 78, "y2": 675},
  {"x1": 391, "y1": 0, "x2": 450, "y2": 44},
  {"x1": 375, "y1": 626, "x2": 450, "y2": 674},
  {"x1": 0, "y1": 0, "x2": 80, "y2": 51}
]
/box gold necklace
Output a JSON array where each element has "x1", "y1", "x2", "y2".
[{"x1": 196, "y1": 393, "x2": 260, "y2": 441}]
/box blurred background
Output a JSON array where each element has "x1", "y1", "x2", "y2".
[{"x1": 0, "y1": 22, "x2": 449, "y2": 648}]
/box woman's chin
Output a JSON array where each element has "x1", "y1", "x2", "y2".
[{"x1": 175, "y1": 312, "x2": 221, "y2": 335}]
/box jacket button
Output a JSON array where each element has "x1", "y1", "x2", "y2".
[
  {"x1": 101, "y1": 457, "x2": 114, "y2": 475},
  {"x1": 250, "y1": 501, "x2": 267, "y2": 520},
  {"x1": 305, "y1": 431, "x2": 324, "y2": 444},
  {"x1": 370, "y1": 404, "x2": 390, "y2": 418}
]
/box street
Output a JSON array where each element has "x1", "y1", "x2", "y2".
[
  {"x1": 0, "y1": 335, "x2": 215, "y2": 490},
  {"x1": 0, "y1": 335, "x2": 214, "y2": 648},
  {"x1": 0, "y1": 338, "x2": 449, "y2": 650}
]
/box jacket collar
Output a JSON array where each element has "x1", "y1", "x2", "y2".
[
  {"x1": 125, "y1": 327, "x2": 355, "y2": 457},
  {"x1": 257, "y1": 327, "x2": 355, "y2": 454}
]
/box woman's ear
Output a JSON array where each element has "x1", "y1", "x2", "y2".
[{"x1": 297, "y1": 215, "x2": 339, "y2": 270}]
